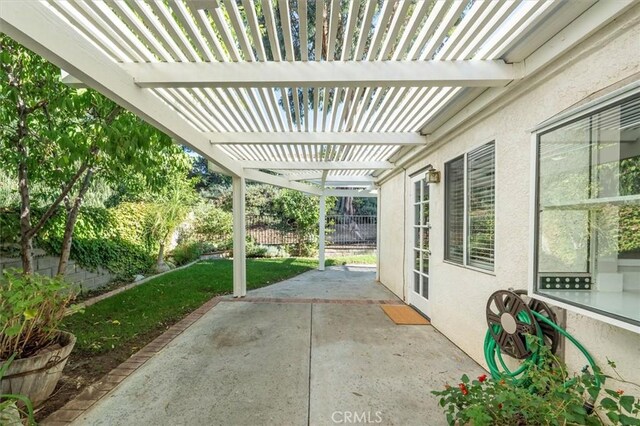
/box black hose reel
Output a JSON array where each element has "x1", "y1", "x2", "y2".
[{"x1": 486, "y1": 289, "x2": 560, "y2": 359}]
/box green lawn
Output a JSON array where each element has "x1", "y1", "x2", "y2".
[
  {"x1": 63, "y1": 255, "x2": 376, "y2": 354},
  {"x1": 326, "y1": 254, "x2": 376, "y2": 265}
]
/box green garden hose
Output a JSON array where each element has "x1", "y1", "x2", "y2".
[{"x1": 484, "y1": 306, "x2": 601, "y2": 411}]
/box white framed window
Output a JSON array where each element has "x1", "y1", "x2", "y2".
[
  {"x1": 531, "y1": 84, "x2": 640, "y2": 332},
  {"x1": 444, "y1": 142, "x2": 496, "y2": 271}
]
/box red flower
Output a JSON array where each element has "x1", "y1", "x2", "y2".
[
  {"x1": 499, "y1": 379, "x2": 506, "y2": 385},
  {"x1": 478, "y1": 374, "x2": 487, "y2": 383},
  {"x1": 498, "y1": 403, "x2": 503, "y2": 410},
  {"x1": 617, "y1": 390, "x2": 624, "y2": 395},
  {"x1": 458, "y1": 383, "x2": 469, "y2": 396}
]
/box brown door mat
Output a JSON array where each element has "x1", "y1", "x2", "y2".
[{"x1": 381, "y1": 305, "x2": 430, "y2": 325}]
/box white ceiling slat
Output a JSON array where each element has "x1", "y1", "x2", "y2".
[
  {"x1": 383, "y1": 87, "x2": 429, "y2": 132},
  {"x1": 366, "y1": 0, "x2": 395, "y2": 61},
  {"x1": 266, "y1": 88, "x2": 286, "y2": 132},
  {"x1": 278, "y1": 0, "x2": 296, "y2": 61},
  {"x1": 227, "y1": 88, "x2": 261, "y2": 132},
  {"x1": 156, "y1": 89, "x2": 208, "y2": 132},
  {"x1": 217, "y1": 89, "x2": 249, "y2": 130},
  {"x1": 166, "y1": 0, "x2": 215, "y2": 61},
  {"x1": 314, "y1": 0, "x2": 325, "y2": 61},
  {"x1": 292, "y1": 87, "x2": 303, "y2": 131},
  {"x1": 478, "y1": 1, "x2": 558, "y2": 60},
  {"x1": 280, "y1": 87, "x2": 294, "y2": 131},
  {"x1": 207, "y1": 88, "x2": 247, "y2": 131},
  {"x1": 299, "y1": 0, "x2": 308, "y2": 61},
  {"x1": 261, "y1": 0, "x2": 282, "y2": 61},
  {"x1": 322, "y1": 87, "x2": 331, "y2": 131},
  {"x1": 190, "y1": 88, "x2": 230, "y2": 131},
  {"x1": 303, "y1": 87, "x2": 310, "y2": 132},
  {"x1": 392, "y1": 0, "x2": 430, "y2": 60},
  {"x1": 350, "y1": 87, "x2": 373, "y2": 131},
  {"x1": 50, "y1": 2, "x2": 127, "y2": 63},
  {"x1": 71, "y1": 1, "x2": 142, "y2": 62},
  {"x1": 326, "y1": 0, "x2": 341, "y2": 61},
  {"x1": 394, "y1": 87, "x2": 439, "y2": 132},
  {"x1": 312, "y1": 87, "x2": 320, "y2": 131},
  {"x1": 412, "y1": 88, "x2": 463, "y2": 132},
  {"x1": 378, "y1": 0, "x2": 412, "y2": 61},
  {"x1": 223, "y1": 0, "x2": 256, "y2": 62},
  {"x1": 108, "y1": 0, "x2": 172, "y2": 61},
  {"x1": 247, "y1": 88, "x2": 272, "y2": 131},
  {"x1": 170, "y1": 88, "x2": 220, "y2": 131},
  {"x1": 83, "y1": 0, "x2": 156, "y2": 62},
  {"x1": 354, "y1": 0, "x2": 378, "y2": 61},
  {"x1": 341, "y1": 0, "x2": 361, "y2": 61},
  {"x1": 406, "y1": 0, "x2": 451, "y2": 60},
  {"x1": 330, "y1": 88, "x2": 344, "y2": 132},
  {"x1": 456, "y1": 1, "x2": 521, "y2": 60},
  {"x1": 150, "y1": 1, "x2": 202, "y2": 62},
  {"x1": 242, "y1": 0, "x2": 267, "y2": 61},
  {"x1": 434, "y1": 0, "x2": 492, "y2": 60},
  {"x1": 419, "y1": 0, "x2": 469, "y2": 60},
  {"x1": 357, "y1": 87, "x2": 388, "y2": 131},
  {"x1": 129, "y1": 1, "x2": 188, "y2": 62},
  {"x1": 367, "y1": 87, "x2": 406, "y2": 131},
  {"x1": 343, "y1": 87, "x2": 365, "y2": 131},
  {"x1": 256, "y1": 88, "x2": 278, "y2": 131},
  {"x1": 209, "y1": 4, "x2": 242, "y2": 61},
  {"x1": 372, "y1": 87, "x2": 409, "y2": 132},
  {"x1": 408, "y1": 87, "x2": 461, "y2": 131}
]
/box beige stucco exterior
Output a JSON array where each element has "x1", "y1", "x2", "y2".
[{"x1": 378, "y1": 7, "x2": 640, "y2": 388}]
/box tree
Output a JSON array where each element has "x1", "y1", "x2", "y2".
[
  {"x1": 147, "y1": 174, "x2": 198, "y2": 272},
  {"x1": 0, "y1": 35, "x2": 181, "y2": 275}
]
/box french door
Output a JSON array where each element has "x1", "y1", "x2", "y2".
[{"x1": 409, "y1": 176, "x2": 431, "y2": 316}]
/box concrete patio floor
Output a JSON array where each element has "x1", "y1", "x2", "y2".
[{"x1": 71, "y1": 265, "x2": 483, "y2": 426}]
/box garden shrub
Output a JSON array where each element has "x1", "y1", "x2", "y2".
[
  {"x1": 169, "y1": 242, "x2": 204, "y2": 266},
  {"x1": 190, "y1": 204, "x2": 233, "y2": 245},
  {"x1": 0, "y1": 203, "x2": 158, "y2": 279}
]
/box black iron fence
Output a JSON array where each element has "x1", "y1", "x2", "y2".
[
  {"x1": 326, "y1": 215, "x2": 377, "y2": 248},
  {"x1": 245, "y1": 214, "x2": 377, "y2": 249}
]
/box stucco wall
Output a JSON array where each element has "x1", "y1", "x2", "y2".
[
  {"x1": 378, "y1": 172, "x2": 405, "y2": 299},
  {"x1": 378, "y1": 6, "x2": 640, "y2": 386}
]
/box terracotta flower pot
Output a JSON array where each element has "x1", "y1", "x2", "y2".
[{"x1": 1, "y1": 331, "x2": 76, "y2": 407}]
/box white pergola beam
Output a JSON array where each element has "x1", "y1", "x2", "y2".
[
  {"x1": 242, "y1": 161, "x2": 394, "y2": 170},
  {"x1": 324, "y1": 189, "x2": 378, "y2": 198},
  {"x1": 0, "y1": 1, "x2": 242, "y2": 177},
  {"x1": 121, "y1": 60, "x2": 522, "y2": 88},
  {"x1": 244, "y1": 169, "x2": 323, "y2": 196},
  {"x1": 208, "y1": 132, "x2": 427, "y2": 145}
]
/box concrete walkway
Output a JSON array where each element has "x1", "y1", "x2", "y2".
[{"x1": 71, "y1": 266, "x2": 483, "y2": 426}]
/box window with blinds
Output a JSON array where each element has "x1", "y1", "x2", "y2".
[
  {"x1": 444, "y1": 142, "x2": 496, "y2": 270},
  {"x1": 445, "y1": 156, "x2": 465, "y2": 263},
  {"x1": 467, "y1": 142, "x2": 495, "y2": 270}
]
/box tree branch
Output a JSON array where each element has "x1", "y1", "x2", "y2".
[{"x1": 26, "y1": 162, "x2": 90, "y2": 239}]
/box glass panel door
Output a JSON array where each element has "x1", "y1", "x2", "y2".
[{"x1": 410, "y1": 176, "x2": 431, "y2": 316}]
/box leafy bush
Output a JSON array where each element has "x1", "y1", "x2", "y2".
[
  {"x1": 0, "y1": 270, "x2": 80, "y2": 360},
  {"x1": 190, "y1": 204, "x2": 233, "y2": 245},
  {"x1": 1, "y1": 203, "x2": 159, "y2": 279},
  {"x1": 433, "y1": 343, "x2": 640, "y2": 426},
  {"x1": 169, "y1": 242, "x2": 204, "y2": 266}
]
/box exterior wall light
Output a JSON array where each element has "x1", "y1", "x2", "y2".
[{"x1": 426, "y1": 169, "x2": 441, "y2": 184}]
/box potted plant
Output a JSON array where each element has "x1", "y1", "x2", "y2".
[
  {"x1": 0, "y1": 269, "x2": 79, "y2": 407},
  {"x1": 1, "y1": 354, "x2": 35, "y2": 425}
]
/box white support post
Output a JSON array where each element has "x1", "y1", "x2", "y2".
[
  {"x1": 232, "y1": 176, "x2": 246, "y2": 297},
  {"x1": 376, "y1": 189, "x2": 381, "y2": 282},
  {"x1": 318, "y1": 195, "x2": 326, "y2": 271}
]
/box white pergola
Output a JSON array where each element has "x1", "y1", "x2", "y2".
[{"x1": 0, "y1": 0, "x2": 633, "y2": 297}]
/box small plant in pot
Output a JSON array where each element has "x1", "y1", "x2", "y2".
[{"x1": 0, "y1": 269, "x2": 80, "y2": 409}]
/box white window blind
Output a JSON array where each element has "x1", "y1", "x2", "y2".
[
  {"x1": 445, "y1": 156, "x2": 464, "y2": 263},
  {"x1": 467, "y1": 142, "x2": 495, "y2": 270},
  {"x1": 444, "y1": 142, "x2": 496, "y2": 270}
]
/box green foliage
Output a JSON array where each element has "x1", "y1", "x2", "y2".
[
  {"x1": 169, "y1": 242, "x2": 204, "y2": 266},
  {"x1": 433, "y1": 345, "x2": 640, "y2": 426},
  {"x1": 189, "y1": 204, "x2": 233, "y2": 245},
  {"x1": 0, "y1": 270, "x2": 80, "y2": 360},
  {"x1": 62, "y1": 258, "x2": 321, "y2": 354}
]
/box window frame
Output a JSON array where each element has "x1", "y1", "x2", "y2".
[
  {"x1": 528, "y1": 81, "x2": 640, "y2": 334},
  {"x1": 444, "y1": 141, "x2": 496, "y2": 273}
]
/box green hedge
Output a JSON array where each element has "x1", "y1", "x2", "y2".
[{"x1": 0, "y1": 203, "x2": 159, "y2": 279}]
